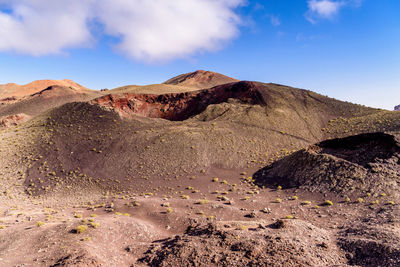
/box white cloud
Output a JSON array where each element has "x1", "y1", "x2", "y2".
[
  {"x1": 308, "y1": 0, "x2": 343, "y2": 18},
  {"x1": 0, "y1": 0, "x2": 94, "y2": 56},
  {"x1": 0, "y1": 0, "x2": 244, "y2": 62},
  {"x1": 305, "y1": 0, "x2": 362, "y2": 23}
]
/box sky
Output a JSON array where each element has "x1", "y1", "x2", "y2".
[{"x1": 0, "y1": 0, "x2": 399, "y2": 110}]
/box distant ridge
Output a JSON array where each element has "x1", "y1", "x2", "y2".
[
  {"x1": 163, "y1": 70, "x2": 239, "y2": 89},
  {"x1": 0, "y1": 79, "x2": 90, "y2": 99}
]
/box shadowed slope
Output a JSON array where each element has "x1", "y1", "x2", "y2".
[{"x1": 253, "y1": 132, "x2": 400, "y2": 195}]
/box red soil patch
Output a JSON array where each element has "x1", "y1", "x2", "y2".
[{"x1": 0, "y1": 113, "x2": 30, "y2": 127}]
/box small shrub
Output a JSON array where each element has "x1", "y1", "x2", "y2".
[
  {"x1": 357, "y1": 198, "x2": 364, "y2": 203},
  {"x1": 75, "y1": 225, "x2": 88, "y2": 234},
  {"x1": 212, "y1": 178, "x2": 219, "y2": 182},
  {"x1": 301, "y1": 200, "x2": 312, "y2": 205},
  {"x1": 197, "y1": 199, "x2": 209, "y2": 205},
  {"x1": 324, "y1": 200, "x2": 333, "y2": 206},
  {"x1": 238, "y1": 225, "x2": 248, "y2": 231},
  {"x1": 37, "y1": 221, "x2": 45, "y2": 227},
  {"x1": 285, "y1": 215, "x2": 294, "y2": 219},
  {"x1": 89, "y1": 222, "x2": 100, "y2": 228}
]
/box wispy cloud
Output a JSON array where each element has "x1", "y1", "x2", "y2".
[
  {"x1": 0, "y1": 0, "x2": 245, "y2": 63},
  {"x1": 305, "y1": 0, "x2": 362, "y2": 23},
  {"x1": 268, "y1": 15, "x2": 281, "y2": 27}
]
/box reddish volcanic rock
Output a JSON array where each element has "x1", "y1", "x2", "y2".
[
  {"x1": 0, "y1": 113, "x2": 30, "y2": 127},
  {"x1": 91, "y1": 81, "x2": 266, "y2": 121}
]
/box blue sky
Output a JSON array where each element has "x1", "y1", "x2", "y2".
[{"x1": 0, "y1": 0, "x2": 399, "y2": 109}]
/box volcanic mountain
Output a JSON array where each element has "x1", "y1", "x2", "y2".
[
  {"x1": 1, "y1": 71, "x2": 400, "y2": 266},
  {"x1": 0, "y1": 80, "x2": 103, "y2": 120},
  {"x1": 163, "y1": 70, "x2": 239, "y2": 89},
  {"x1": 110, "y1": 70, "x2": 239, "y2": 96},
  {"x1": 0, "y1": 79, "x2": 90, "y2": 100}
]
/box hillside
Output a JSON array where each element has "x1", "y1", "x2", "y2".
[
  {"x1": 0, "y1": 80, "x2": 105, "y2": 127},
  {"x1": 110, "y1": 70, "x2": 238, "y2": 95},
  {"x1": 8, "y1": 81, "x2": 393, "y2": 197},
  {"x1": 0, "y1": 79, "x2": 90, "y2": 99},
  {"x1": 0, "y1": 85, "x2": 103, "y2": 121}
]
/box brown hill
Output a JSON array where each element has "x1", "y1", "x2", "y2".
[
  {"x1": 163, "y1": 70, "x2": 239, "y2": 89},
  {"x1": 0, "y1": 85, "x2": 103, "y2": 117},
  {"x1": 0, "y1": 79, "x2": 90, "y2": 100}
]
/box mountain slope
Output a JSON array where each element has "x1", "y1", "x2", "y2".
[
  {"x1": 0, "y1": 79, "x2": 91, "y2": 100},
  {"x1": 2, "y1": 75, "x2": 400, "y2": 266},
  {"x1": 0, "y1": 85, "x2": 103, "y2": 118},
  {"x1": 163, "y1": 70, "x2": 239, "y2": 89},
  {"x1": 13, "y1": 81, "x2": 397, "y2": 197}
]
